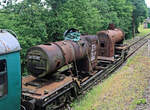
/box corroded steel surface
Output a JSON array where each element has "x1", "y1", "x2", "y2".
[
  {"x1": 26, "y1": 40, "x2": 85, "y2": 77},
  {"x1": 97, "y1": 28, "x2": 124, "y2": 59},
  {"x1": 26, "y1": 35, "x2": 99, "y2": 77},
  {"x1": 22, "y1": 75, "x2": 73, "y2": 99},
  {"x1": 115, "y1": 45, "x2": 128, "y2": 50},
  {"x1": 26, "y1": 43, "x2": 64, "y2": 77},
  {"x1": 79, "y1": 35, "x2": 99, "y2": 71},
  {"x1": 53, "y1": 41, "x2": 75, "y2": 63},
  {"x1": 97, "y1": 28, "x2": 124, "y2": 43},
  {"x1": 0, "y1": 29, "x2": 21, "y2": 55}
]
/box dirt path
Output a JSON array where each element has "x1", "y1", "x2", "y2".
[{"x1": 72, "y1": 43, "x2": 150, "y2": 110}]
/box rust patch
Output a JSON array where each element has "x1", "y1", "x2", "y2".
[
  {"x1": 0, "y1": 39, "x2": 10, "y2": 52},
  {"x1": 22, "y1": 75, "x2": 73, "y2": 99},
  {"x1": 97, "y1": 28, "x2": 124, "y2": 59}
]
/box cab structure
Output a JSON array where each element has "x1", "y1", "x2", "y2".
[
  {"x1": 97, "y1": 28, "x2": 125, "y2": 61},
  {"x1": 0, "y1": 29, "x2": 21, "y2": 110}
]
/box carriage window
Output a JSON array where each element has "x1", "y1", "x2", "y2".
[
  {"x1": 101, "y1": 42, "x2": 105, "y2": 47},
  {"x1": 0, "y1": 59, "x2": 8, "y2": 98}
]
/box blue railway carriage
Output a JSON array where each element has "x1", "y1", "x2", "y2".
[{"x1": 0, "y1": 29, "x2": 21, "y2": 110}]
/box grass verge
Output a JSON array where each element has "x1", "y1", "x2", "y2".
[{"x1": 137, "y1": 24, "x2": 150, "y2": 36}]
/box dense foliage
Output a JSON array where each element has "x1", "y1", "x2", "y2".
[
  {"x1": 148, "y1": 8, "x2": 150, "y2": 17},
  {"x1": 129, "y1": 0, "x2": 148, "y2": 35},
  {"x1": 0, "y1": 0, "x2": 148, "y2": 73}
]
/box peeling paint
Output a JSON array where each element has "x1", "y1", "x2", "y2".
[{"x1": 0, "y1": 30, "x2": 21, "y2": 55}]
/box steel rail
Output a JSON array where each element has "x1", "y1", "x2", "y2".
[
  {"x1": 126, "y1": 34, "x2": 150, "y2": 59},
  {"x1": 128, "y1": 33, "x2": 150, "y2": 48}
]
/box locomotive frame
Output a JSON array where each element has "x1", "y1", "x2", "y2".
[{"x1": 22, "y1": 46, "x2": 128, "y2": 110}]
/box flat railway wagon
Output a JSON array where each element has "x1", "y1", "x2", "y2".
[
  {"x1": 0, "y1": 28, "x2": 128, "y2": 110},
  {"x1": 22, "y1": 28, "x2": 128, "y2": 110}
]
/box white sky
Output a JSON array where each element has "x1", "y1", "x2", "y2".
[
  {"x1": 0, "y1": 0, "x2": 46, "y2": 9},
  {"x1": 145, "y1": 0, "x2": 150, "y2": 8},
  {"x1": 0, "y1": 0, "x2": 150, "y2": 8}
]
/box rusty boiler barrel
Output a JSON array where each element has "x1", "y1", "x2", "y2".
[
  {"x1": 26, "y1": 40, "x2": 88, "y2": 78},
  {"x1": 97, "y1": 28, "x2": 125, "y2": 43}
]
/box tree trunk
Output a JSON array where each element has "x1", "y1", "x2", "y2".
[{"x1": 132, "y1": 15, "x2": 135, "y2": 38}]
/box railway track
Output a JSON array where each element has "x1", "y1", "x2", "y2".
[{"x1": 126, "y1": 33, "x2": 150, "y2": 58}]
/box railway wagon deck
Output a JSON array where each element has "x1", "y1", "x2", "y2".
[{"x1": 22, "y1": 75, "x2": 75, "y2": 110}]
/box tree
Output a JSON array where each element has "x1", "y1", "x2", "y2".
[
  {"x1": 45, "y1": 0, "x2": 103, "y2": 41},
  {"x1": 148, "y1": 8, "x2": 150, "y2": 17},
  {"x1": 0, "y1": 0, "x2": 48, "y2": 73},
  {"x1": 128, "y1": 0, "x2": 148, "y2": 37},
  {"x1": 45, "y1": 0, "x2": 67, "y2": 10},
  {"x1": 92, "y1": 0, "x2": 133, "y2": 39}
]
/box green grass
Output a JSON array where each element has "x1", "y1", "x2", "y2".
[
  {"x1": 137, "y1": 24, "x2": 150, "y2": 37},
  {"x1": 135, "y1": 98, "x2": 146, "y2": 105}
]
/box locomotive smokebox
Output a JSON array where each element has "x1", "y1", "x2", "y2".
[{"x1": 97, "y1": 28, "x2": 125, "y2": 61}]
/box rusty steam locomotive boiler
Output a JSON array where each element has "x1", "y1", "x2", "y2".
[
  {"x1": 97, "y1": 28, "x2": 125, "y2": 61},
  {"x1": 26, "y1": 35, "x2": 99, "y2": 78}
]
